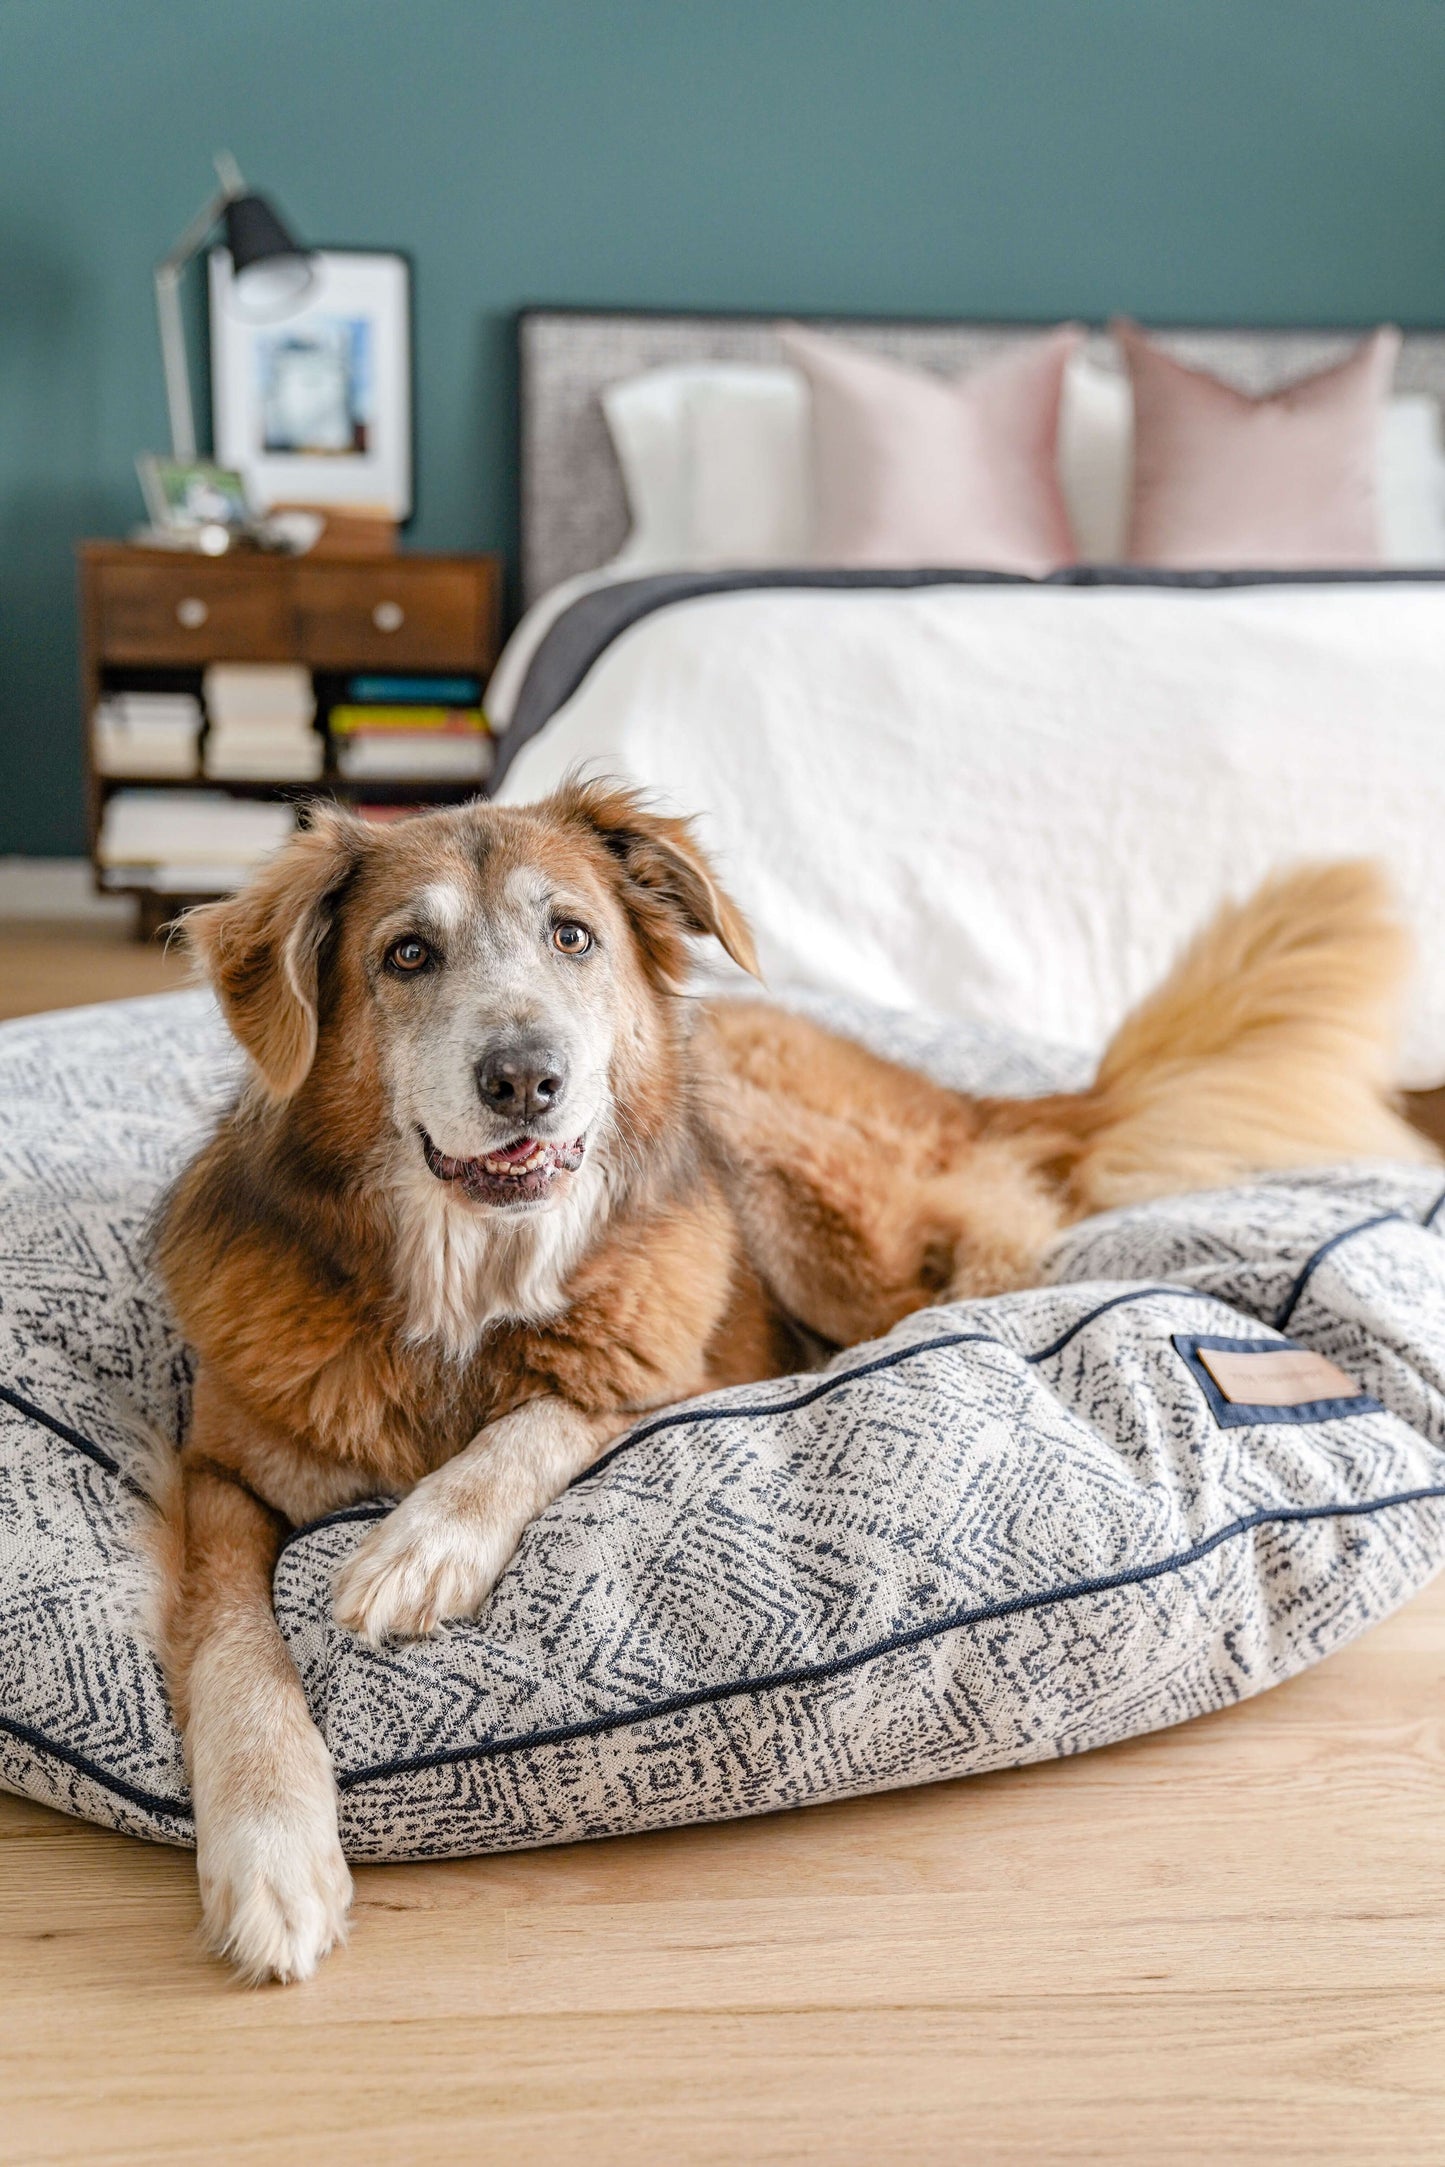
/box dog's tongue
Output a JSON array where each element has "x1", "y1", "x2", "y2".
[{"x1": 490, "y1": 1137, "x2": 542, "y2": 1165}]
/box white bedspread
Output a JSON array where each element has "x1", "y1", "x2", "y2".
[{"x1": 495, "y1": 582, "x2": 1445, "y2": 1086}]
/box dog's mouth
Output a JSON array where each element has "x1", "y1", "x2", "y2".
[{"x1": 419, "y1": 1127, "x2": 586, "y2": 1207}]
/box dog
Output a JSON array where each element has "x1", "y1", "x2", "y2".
[{"x1": 155, "y1": 777, "x2": 1431, "y2": 1983}]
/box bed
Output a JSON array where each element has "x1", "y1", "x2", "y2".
[{"x1": 492, "y1": 309, "x2": 1445, "y2": 1087}]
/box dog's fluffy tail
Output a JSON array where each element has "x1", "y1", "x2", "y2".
[{"x1": 997, "y1": 860, "x2": 1434, "y2": 1215}]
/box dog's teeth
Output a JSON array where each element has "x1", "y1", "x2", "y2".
[{"x1": 474, "y1": 1141, "x2": 553, "y2": 1181}]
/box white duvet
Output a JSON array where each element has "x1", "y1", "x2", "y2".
[{"x1": 494, "y1": 582, "x2": 1445, "y2": 1086}]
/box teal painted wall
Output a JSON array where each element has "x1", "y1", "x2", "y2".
[{"x1": 3, "y1": 0, "x2": 1444, "y2": 853}]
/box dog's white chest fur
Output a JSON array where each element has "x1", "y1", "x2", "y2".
[{"x1": 391, "y1": 1155, "x2": 605, "y2": 1355}]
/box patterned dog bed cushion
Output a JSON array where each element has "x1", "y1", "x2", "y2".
[{"x1": 3, "y1": 990, "x2": 1445, "y2": 1860}]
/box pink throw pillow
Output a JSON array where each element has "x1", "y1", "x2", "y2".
[
  {"x1": 1117, "y1": 318, "x2": 1400, "y2": 568},
  {"x1": 780, "y1": 323, "x2": 1083, "y2": 573}
]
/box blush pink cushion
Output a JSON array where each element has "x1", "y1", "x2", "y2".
[
  {"x1": 1117, "y1": 319, "x2": 1400, "y2": 568},
  {"x1": 780, "y1": 323, "x2": 1083, "y2": 573}
]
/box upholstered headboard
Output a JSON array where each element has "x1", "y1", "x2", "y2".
[{"x1": 516, "y1": 308, "x2": 1445, "y2": 605}]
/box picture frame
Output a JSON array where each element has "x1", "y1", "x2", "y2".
[
  {"x1": 209, "y1": 247, "x2": 413, "y2": 521},
  {"x1": 136, "y1": 453, "x2": 252, "y2": 533}
]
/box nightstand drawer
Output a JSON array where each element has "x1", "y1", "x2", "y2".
[
  {"x1": 96, "y1": 562, "x2": 293, "y2": 662},
  {"x1": 293, "y1": 564, "x2": 492, "y2": 669}
]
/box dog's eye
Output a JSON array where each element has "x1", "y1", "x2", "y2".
[
  {"x1": 552, "y1": 922, "x2": 591, "y2": 955},
  {"x1": 385, "y1": 936, "x2": 434, "y2": 975}
]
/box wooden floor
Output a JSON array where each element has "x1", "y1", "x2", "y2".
[
  {"x1": 2, "y1": 925, "x2": 1443, "y2": 2164},
  {"x1": 0, "y1": 916, "x2": 192, "y2": 1017}
]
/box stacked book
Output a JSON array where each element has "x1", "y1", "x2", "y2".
[
  {"x1": 97, "y1": 790, "x2": 296, "y2": 893},
  {"x1": 203, "y1": 664, "x2": 322, "y2": 781},
  {"x1": 93, "y1": 691, "x2": 201, "y2": 777},
  {"x1": 328, "y1": 675, "x2": 492, "y2": 783}
]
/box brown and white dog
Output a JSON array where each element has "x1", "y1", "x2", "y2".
[{"x1": 156, "y1": 778, "x2": 1431, "y2": 1983}]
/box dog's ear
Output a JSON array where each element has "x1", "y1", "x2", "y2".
[
  {"x1": 183, "y1": 805, "x2": 366, "y2": 1098},
  {"x1": 555, "y1": 776, "x2": 760, "y2": 982}
]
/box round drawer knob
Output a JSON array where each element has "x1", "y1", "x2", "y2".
[
  {"x1": 372, "y1": 600, "x2": 405, "y2": 633},
  {"x1": 176, "y1": 597, "x2": 209, "y2": 629}
]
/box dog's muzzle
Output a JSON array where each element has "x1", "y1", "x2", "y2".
[{"x1": 420, "y1": 1127, "x2": 586, "y2": 1206}]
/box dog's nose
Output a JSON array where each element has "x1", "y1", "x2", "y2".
[{"x1": 475, "y1": 1044, "x2": 568, "y2": 1127}]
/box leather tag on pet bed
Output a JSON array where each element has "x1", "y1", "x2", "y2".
[{"x1": 1197, "y1": 1345, "x2": 1364, "y2": 1407}]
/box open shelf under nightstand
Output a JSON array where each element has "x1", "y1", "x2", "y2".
[{"x1": 78, "y1": 541, "x2": 503, "y2": 937}]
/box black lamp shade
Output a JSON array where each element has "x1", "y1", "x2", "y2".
[{"x1": 221, "y1": 192, "x2": 314, "y2": 318}]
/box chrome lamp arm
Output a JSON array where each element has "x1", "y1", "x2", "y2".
[{"x1": 152, "y1": 152, "x2": 248, "y2": 460}]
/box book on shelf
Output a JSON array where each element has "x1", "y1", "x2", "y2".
[
  {"x1": 335, "y1": 735, "x2": 493, "y2": 781},
  {"x1": 201, "y1": 662, "x2": 320, "y2": 782},
  {"x1": 99, "y1": 862, "x2": 277, "y2": 894},
  {"x1": 204, "y1": 733, "x2": 324, "y2": 782},
  {"x1": 203, "y1": 664, "x2": 315, "y2": 723},
  {"x1": 346, "y1": 675, "x2": 482, "y2": 705},
  {"x1": 93, "y1": 692, "x2": 201, "y2": 778},
  {"x1": 328, "y1": 699, "x2": 491, "y2": 782},
  {"x1": 98, "y1": 790, "x2": 296, "y2": 888},
  {"x1": 328, "y1": 705, "x2": 487, "y2": 735}
]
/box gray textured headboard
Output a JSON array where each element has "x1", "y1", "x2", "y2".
[{"x1": 518, "y1": 308, "x2": 1445, "y2": 605}]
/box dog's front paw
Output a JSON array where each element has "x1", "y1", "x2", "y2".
[
  {"x1": 196, "y1": 1751, "x2": 352, "y2": 1985},
  {"x1": 332, "y1": 1481, "x2": 513, "y2": 1644}
]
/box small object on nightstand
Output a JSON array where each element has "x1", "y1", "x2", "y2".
[
  {"x1": 136, "y1": 453, "x2": 253, "y2": 547},
  {"x1": 261, "y1": 509, "x2": 326, "y2": 554},
  {"x1": 274, "y1": 504, "x2": 398, "y2": 557}
]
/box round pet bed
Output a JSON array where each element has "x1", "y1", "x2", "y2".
[{"x1": 2, "y1": 990, "x2": 1443, "y2": 1859}]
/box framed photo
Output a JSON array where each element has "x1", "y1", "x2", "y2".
[
  {"x1": 209, "y1": 248, "x2": 412, "y2": 520},
  {"x1": 137, "y1": 453, "x2": 251, "y2": 533}
]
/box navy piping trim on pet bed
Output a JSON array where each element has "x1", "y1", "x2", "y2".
[
  {"x1": 584, "y1": 1283, "x2": 1228, "y2": 1482},
  {"x1": 1273, "y1": 1214, "x2": 1407, "y2": 1331},
  {"x1": 276, "y1": 1282, "x2": 1231, "y2": 1555},
  {"x1": 10, "y1": 1205, "x2": 1438, "y2": 1532},
  {"x1": 11, "y1": 1479, "x2": 1445, "y2": 1823},
  {"x1": 0, "y1": 1381, "x2": 152, "y2": 1503},
  {"x1": 1024, "y1": 1285, "x2": 1218, "y2": 1366},
  {"x1": 0, "y1": 1715, "x2": 192, "y2": 1824},
  {"x1": 333, "y1": 1480, "x2": 1445, "y2": 1792}
]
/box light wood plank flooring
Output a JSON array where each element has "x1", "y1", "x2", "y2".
[
  {"x1": 0, "y1": 917, "x2": 192, "y2": 1017},
  {"x1": 2, "y1": 926, "x2": 1443, "y2": 2163}
]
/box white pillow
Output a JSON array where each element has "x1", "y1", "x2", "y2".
[
  {"x1": 1059, "y1": 356, "x2": 1445, "y2": 566},
  {"x1": 602, "y1": 364, "x2": 811, "y2": 569},
  {"x1": 1057, "y1": 361, "x2": 1133, "y2": 562},
  {"x1": 598, "y1": 369, "x2": 699, "y2": 571},
  {"x1": 686, "y1": 368, "x2": 811, "y2": 565},
  {"x1": 1380, "y1": 395, "x2": 1445, "y2": 563}
]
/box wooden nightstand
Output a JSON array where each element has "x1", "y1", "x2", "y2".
[{"x1": 77, "y1": 541, "x2": 503, "y2": 934}]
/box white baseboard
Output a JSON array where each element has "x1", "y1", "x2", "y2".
[{"x1": 0, "y1": 858, "x2": 135, "y2": 924}]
